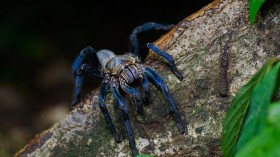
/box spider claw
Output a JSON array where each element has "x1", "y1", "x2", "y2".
[
  {"x1": 125, "y1": 119, "x2": 139, "y2": 156},
  {"x1": 178, "y1": 125, "x2": 186, "y2": 134},
  {"x1": 113, "y1": 133, "x2": 121, "y2": 143},
  {"x1": 179, "y1": 125, "x2": 186, "y2": 134},
  {"x1": 173, "y1": 111, "x2": 186, "y2": 134},
  {"x1": 174, "y1": 69, "x2": 184, "y2": 81},
  {"x1": 71, "y1": 97, "x2": 79, "y2": 106},
  {"x1": 131, "y1": 148, "x2": 139, "y2": 156}
]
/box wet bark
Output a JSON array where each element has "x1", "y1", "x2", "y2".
[{"x1": 16, "y1": 0, "x2": 280, "y2": 156}]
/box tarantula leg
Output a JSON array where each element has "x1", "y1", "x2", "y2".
[
  {"x1": 129, "y1": 22, "x2": 174, "y2": 56},
  {"x1": 71, "y1": 46, "x2": 103, "y2": 105},
  {"x1": 71, "y1": 64, "x2": 103, "y2": 106},
  {"x1": 144, "y1": 67, "x2": 185, "y2": 134},
  {"x1": 72, "y1": 46, "x2": 96, "y2": 79},
  {"x1": 79, "y1": 64, "x2": 103, "y2": 78},
  {"x1": 99, "y1": 82, "x2": 121, "y2": 142},
  {"x1": 141, "y1": 74, "x2": 150, "y2": 103},
  {"x1": 121, "y1": 83, "x2": 143, "y2": 113},
  {"x1": 71, "y1": 74, "x2": 84, "y2": 106},
  {"x1": 111, "y1": 86, "x2": 139, "y2": 156},
  {"x1": 147, "y1": 43, "x2": 183, "y2": 81}
]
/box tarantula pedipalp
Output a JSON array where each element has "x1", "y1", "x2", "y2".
[{"x1": 71, "y1": 22, "x2": 185, "y2": 156}]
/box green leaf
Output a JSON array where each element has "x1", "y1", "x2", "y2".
[
  {"x1": 221, "y1": 58, "x2": 279, "y2": 157},
  {"x1": 236, "y1": 62, "x2": 280, "y2": 152},
  {"x1": 267, "y1": 101, "x2": 280, "y2": 129},
  {"x1": 249, "y1": 0, "x2": 266, "y2": 24},
  {"x1": 235, "y1": 127, "x2": 280, "y2": 157},
  {"x1": 235, "y1": 102, "x2": 280, "y2": 157}
]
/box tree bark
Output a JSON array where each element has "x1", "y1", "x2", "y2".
[{"x1": 16, "y1": 0, "x2": 280, "y2": 156}]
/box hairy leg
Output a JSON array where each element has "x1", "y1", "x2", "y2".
[
  {"x1": 72, "y1": 46, "x2": 99, "y2": 79},
  {"x1": 98, "y1": 81, "x2": 121, "y2": 142},
  {"x1": 141, "y1": 74, "x2": 150, "y2": 103},
  {"x1": 147, "y1": 43, "x2": 183, "y2": 80},
  {"x1": 111, "y1": 85, "x2": 139, "y2": 156},
  {"x1": 71, "y1": 63, "x2": 103, "y2": 105},
  {"x1": 71, "y1": 46, "x2": 102, "y2": 105},
  {"x1": 129, "y1": 22, "x2": 174, "y2": 57},
  {"x1": 71, "y1": 74, "x2": 84, "y2": 105},
  {"x1": 144, "y1": 67, "x2": 185, "y2": 134},
  {"x1": 121, "y1": 82, "x2": 143, "y2": 113}
]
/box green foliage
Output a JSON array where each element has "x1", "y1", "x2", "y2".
[
  {"x1": 222, "y1": 58, "x2": 280, "y2": 157},
  {"x1": 249, "y1": 0, "x2": 266, "y2": 24},
  {"x1": 267, "y1": 102, "x2": 280, "y2": 129},
  {"x1": 236, "y1": 61, "x2": 280, "y2": 150},
  {"x1": 235, "y1": 102, "x2": 280, "y2": 157}
]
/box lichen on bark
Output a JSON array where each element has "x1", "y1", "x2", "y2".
[{"x1": 16, "y1": 0, "x2": 280, "y2": 156}]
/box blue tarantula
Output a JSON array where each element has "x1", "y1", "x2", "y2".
[{"x1": 71, "y1": 22, "x2": 185, "y2": 156}]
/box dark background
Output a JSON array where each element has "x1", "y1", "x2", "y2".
[{"x1": 0, "y1": 1, "x2": 213, "y2": 156}]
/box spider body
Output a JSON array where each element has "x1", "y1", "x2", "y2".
[
  {"x1": 103, "y1": 54, "x2": 138, "y2": 81},
  {"x1": 71, "y1": 22, "x2": 185, "y2": 156}
]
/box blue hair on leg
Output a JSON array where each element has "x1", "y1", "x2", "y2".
[
  {"x1": 80, "y1": 63, "x2": 104, "y2": 78},
  {"x1": 99, "y1": 82, "x2": 120, "y2": 142},
  {"x1": 72, "y1": 46, "x2": 95, "y2": 79},
  {"x1": 111, "y1": 86, "x2": 139, "y2": 156},
  {"x1": 129, "y1": 22, "x2": 174, "y2": 57},
  {"x1": 141, "y1": 74, "x2": 150, "y2": 103},
  {"x1": 121, "y1": 83, "x2": 143, "y2": 113},
  {"x1": 71, "y1": 75, "x2": 84, "y2": 105},
  {"x1": 144, "y1": 67, "x2": 185, "y2": 134},
  {"x1": 147, "y1": 43, "x2": 183, "y2": 80},
  {"x1": 71, "y1": 46, "x2": 103, "y2": 105},
  {"x1": 72, "y1": 63, "x2": 104, "y2": 105}
]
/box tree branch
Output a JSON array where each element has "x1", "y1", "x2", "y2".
[{"x1": 16, "y1": 0, "x2": 280, "y2": 156}]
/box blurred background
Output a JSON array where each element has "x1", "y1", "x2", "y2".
[{"x1": 0, "y1": 1, "x2": 213, "y2": 156}]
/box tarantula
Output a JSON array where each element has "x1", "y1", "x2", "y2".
[{"x1": 71, "y1": 22, "x2": 185, "y2": 156}]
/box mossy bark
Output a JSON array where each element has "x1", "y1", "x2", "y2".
[{"x1": 16, "y1": 0, "x2": 280, "y2": 156}]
